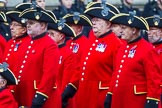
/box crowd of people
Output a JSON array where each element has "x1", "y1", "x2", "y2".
[{"x1": 0, "y1": 0, "x2": 161, "y2": 108}]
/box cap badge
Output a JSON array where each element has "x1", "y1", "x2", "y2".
[
  {"x1": 34, "y1": 12, "x2": 42, "y2": 20},
  {"x1": 73, "y1": 12, "x2": 80, "y2": 24},
  {"x1": 101, "y1": 6, "x2": 110, "y2": 17},
  {"x1": 21, "y1": 18, "x2": 26, "y2": 24},
  {"x1": 153, "y1": 15, "x2": 160, "y2": 26},
  {"x1": 128, "y1": 19, "x2": 132, "y2": 24},
  {"x1": 35, "y1": 15, "x2": 40, "y2": 20},
  {"x1": 58, "y1": 18, "x2": 66, "y2": 30},
  {"x1": 0, "y1": 62, "x2": 8, "y2": 72},
  {"x1": 128, "y1": 11, "x2": 136, "y2": 25}
]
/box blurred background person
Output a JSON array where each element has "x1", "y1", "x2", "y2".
[
  {"x1": 53, "y1": 0, "x2": 76, "y2": 19},
  {"x1": 22, "y1": 0, "x2": 45, "y2": 9},
  {"x1": 74, "y1": 0, "x2": 85, "y2": 13},
  {"x1": 143, "y1": 0, "x2": 162, "y2": 17},
  {"x1": 118, "y1": 0, "x2": 142, "y2": 16},
  {"x1": 36, "y1": 0, "x2": 45, "y2": 9},
  {"x1": 53, "y1": 0, "x2": 85, "y2": 19}
]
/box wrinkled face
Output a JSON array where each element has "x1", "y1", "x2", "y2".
[
  {"x1": 47, "y1": 29, "x2": 64, "y2": 44},
  {"x1": 147, "y1": 27, "x2": 162, "y2": 43},
  {"x1": 36, "y1": 0, "x2": 45, "y2": 9},
  {"x1": 120, "y1": 24, "x2": 134, "y2": 42},
  {"x1": 26, "y1": 20, "x2": 43, "y2": 37},
  {"x1": 111, "y1": 24, "x2": 122, "y2": 37},
  {"x1": 91, "y1": 17, "x2": 110, "y2": 37},
  {"x1": 61, "y1": 0, "x2": 73, "y2": 9},
  {"x1": 10, "y1": 21, "x2": 27, "y2": 39}
]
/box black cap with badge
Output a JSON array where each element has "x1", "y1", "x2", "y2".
[
  {"x1": 19, "y1": 4, "x2": 56, "y2": 23},
  {"x1": 110, "y1": 12, "x2": 149, "y2": 30},
  {"x1": 63, "y1": 12, "x2": 92, "y2": 26},
  {"x1": 0, "y1": 62, "x2": 18, "y2": 85},
  {"x1": 145, "y1": 15, "x2": 162, "y2": 28},
  {"x1": 6, "y1": 10, "x2": 27, "y2": 27},
  {"x1": 84, "y1": 5, "x2": 116, "y2": 21},
  {"x1": 15, "y1": 2, "x2": 39, "y2": 12},
  {"x1": 48, "y1": 18, "x2": 76, "y2": 37}
]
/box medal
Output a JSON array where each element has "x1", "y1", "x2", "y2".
[
  {"x1": 95, "y1": 43, "x2": 107, "y2": 53},
  {"x1": 128, "y1": 45, "x2": 137, "y2": 58},
  {"x1": 72, "y1": 43, "x2": 79, "y2": 53},
  {"x1": 14, "y1": 40, "x2": 22, "y2": 52},
  {"x1": 14, "y1": 44, "x2": 19, "y2": 51},
  {"x1": 59, "y1": 56, "x2": 62, "y2": 64}
]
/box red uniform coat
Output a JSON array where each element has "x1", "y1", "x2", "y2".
[
  {"x1": 109, "y1": 37, "x2": 161, "y2": 108},
  {"x1": 66, "y1": 34, "x2": 89, "y2": 108},
  {"x1": 45, "y1": 43, "x2": 76, "y2": 108},
  {"x1": 72, "y1": 31, "x2": 122, "y2": 108},
  {"x1": 0, "y1": 87, "x2": 18, "y2": 108},
  {"x1": 2, "y1": 34, "x2": 30, "y2": 92},
  {"x1": 3, "y1": 34, "x2": 30, "y2": 75},
  {"x1": 153, "y1": 41, "x2": 162, "y2": 108},
  {"x1": 13, "y1": 33, "x2": 60, "y2": 107},
  {"x1": 68, "y1": 34, "x2": 89, "y2": 87},
  {"x1": 68, "y1": 34, "x2": 88, "y2": 62},
  {"x1": 0, "y1": 34, "x2": 7, "y2": 62},
  {"x1": 57, "y1": 43, "x2": 76, "y2": 92},
  {"x1": 59, "y1": 43, "x2": 77, "y2": 108}
]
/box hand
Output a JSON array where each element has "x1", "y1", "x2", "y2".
[
  {"x1": 62, "y1": 84, "x2": 77, "y2": 108},
  {"x1": 144, "y1": 99, "x2": 159, "y2": 108},
  {"x1": 31, "y1": 92, "x2": 47, "y2": 108},
  {"x1": 104, "y1": 94, "x2": 112, "y2": 108}
]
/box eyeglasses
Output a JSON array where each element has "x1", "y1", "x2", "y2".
[{"x1": 10, "y1": 23, "x2": 22, "y2": 27}]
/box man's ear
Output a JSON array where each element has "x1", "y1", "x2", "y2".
[
  {"x1": 40, "y1": 22, "x2": 47, "y2": 30},
  {"x1": 60, "y1": 33, "x2": 65, "y2": 40},
  {"x1": 132, "y1": 27, "x2": 138, "y2": 34},
  {"x1": 106, "y1": 21, "x2": 112, "y2": 29},
  {"x1": 0, "y1": 79, "x2": 7, "y2": 87},
  {"x1": 21, "y1": 27, "x2": 27, "y2": 34}
]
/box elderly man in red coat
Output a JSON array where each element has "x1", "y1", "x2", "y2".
[
  {"x1": 12, "y1": 3, "x2": 60, "y2": 108},
  {"x1": 47, "y1": 19, "x2": 77, "y2": 108},
  {"x1": 62, "y1": 2, "x2": 122, "y2": 108},
  {"x1": 3, "y1": 9, "x2": 30, "y2": 82},
  {"x1": 104, "y1": 12, "x2": 161, "y2": 108},
  {"x1": 145, "y1": 14, "x2": 162, "y2": 108}
]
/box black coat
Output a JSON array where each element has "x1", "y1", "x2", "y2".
[
  {"x1": 142, "y1": 1, "x2": 162, "y2": 17},
  {"x1": 118, "y1": 4, "x2": 142, "y2": 16}
]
